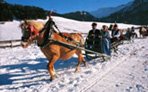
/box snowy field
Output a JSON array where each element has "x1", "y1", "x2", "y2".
[{"x1": 0, "y1": 17, "x2": 147, "y2": 92}]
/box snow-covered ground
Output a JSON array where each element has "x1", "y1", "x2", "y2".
[
  {"x1": 0, "y1": 21, "x2": 21, "y2": 41},
  {"x1": 0, "y1": 17, "x2": 147, "y2": 92}
]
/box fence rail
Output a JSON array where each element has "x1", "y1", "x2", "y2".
[{"x1": 0, "y1": 39, "x2": 21, "y2": 48}]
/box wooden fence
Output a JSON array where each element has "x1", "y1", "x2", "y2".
[{"x1": 0, "y1": 39, "x2": 21, "y2": 48}]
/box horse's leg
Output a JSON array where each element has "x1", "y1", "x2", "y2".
[
  {"x1": 81, "y1": 55, "x2": 87, "y2": 67},
  {"x1": 75, "y1": 50, "x2": 86, "y2": 72},
  {"x1": 135, "y1": 33, "x2": 138, "y2": 38},
  {"x1": 48, "y1": 55, "x2": 59, "y2": 81}
]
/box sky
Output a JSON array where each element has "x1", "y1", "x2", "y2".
[{"x1": 6, "y1": 0, "x2": 133, "y2": 14}]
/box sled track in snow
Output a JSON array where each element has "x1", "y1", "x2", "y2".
[
  {"x1": 79, "y1": 42, "x2": 145, "y2": 92},
  {"x1": 47, "y1": 39, "x2": 146, "y2": 92},
  {"x1": 80, "y1": 57, "x2": 127, "y2": 92}
]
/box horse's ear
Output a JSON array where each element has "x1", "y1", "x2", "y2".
[
  {"x1": 24, "y1": 20, "x2": 28, "y2": 24},
  {"x1": 19, "y1": 21, "x2": 24, "y2": 28},
  {"x1": 19, "y1": 22, "x2": 23, "y2": 28}
]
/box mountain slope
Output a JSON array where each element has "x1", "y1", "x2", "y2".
[
  {"x1": 90, "y1": 2, "x2": 132, "y2": 18},
  {"x1": 90, "y1": 6, "x2": 124, "y2": 18},
  {"x1": 62, "y1": 11, "x2": 98, "y2": 21},
  {"x1": 99, "y1": 0, "x2": 148, "y2": 25}
]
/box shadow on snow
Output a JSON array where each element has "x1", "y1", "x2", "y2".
[{"x1": 0, "y1": 57, "x2": 79, "y2": 89}]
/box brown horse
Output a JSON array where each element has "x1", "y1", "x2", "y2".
[
  {"x1": 20, "y1": 20, "x2": 86, "y2": 81},
  {"x1": 139, "y1": 27, "x2": 148, "y2": 38}
]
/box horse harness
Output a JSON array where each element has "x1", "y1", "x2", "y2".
[{"x1": 37, "y1": 30, "x2": 82, "y2": 49}]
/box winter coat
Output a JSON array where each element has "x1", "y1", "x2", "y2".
[
  {"x1": 111, "y1": 29, "x2": 120, "y2": 38},
  {"x1": 86, "y1": 29, "x2": 102, "y2": 53},
  {"x1": 102, "y1": 31, "x2": 111, "y2": 56}
]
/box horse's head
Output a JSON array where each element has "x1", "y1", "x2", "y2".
[{"x1": 20, "y1": 20, "x2": 44, "y2": 48}]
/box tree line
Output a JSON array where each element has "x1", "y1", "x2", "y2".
[{"x1": 0, "y1": 1, "x2": 47, "y2": 21}]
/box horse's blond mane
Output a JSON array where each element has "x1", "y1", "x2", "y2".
[{"x1": 24, "y1": 20, "x2": 45, "y2": 32}]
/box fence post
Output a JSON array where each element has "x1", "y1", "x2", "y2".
[
  {"x1": 0, "y1": 40, "x2": 21, "y2": 48},
  {"x1": 11, "y1": 40, "x2": 13, "y2": 47}
]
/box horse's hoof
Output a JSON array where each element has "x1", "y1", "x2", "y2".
[
  {"x1": 75, "y1": 70, "x2": 80, "y2": 73},
  {"x1": 49, "y1": 78, "x2": 53, "y2": 81},
  {"x1": 49, "y1": 74, "x2": 58, "y2": 81},
  {"x1": 75, "y1": 68, "x2": 80, "y2": 73},
  {"x1": 84, "y1": 62, "x2": 89, "y2": 67},
  {"x1": 50, "y1": 77, "x2": 55, "y2": 81},
  {"x1": 54, "y1": 74, "x2": 59, "y2": 78}
]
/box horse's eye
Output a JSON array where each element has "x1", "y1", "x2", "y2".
[{"x1": 32, "y1": 32, "x2": 35, "y2": 35}]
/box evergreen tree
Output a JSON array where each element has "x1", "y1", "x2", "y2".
[
  {"x1": 0, "y1": 0, "x2": 5, "y2": 3},
  {"x1": 0, "y1": 2, "x2": 47, "y2": 21}
]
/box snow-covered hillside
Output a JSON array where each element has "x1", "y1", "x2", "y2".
[
  {"x1": 0, "y1": 16, "x2": 138, "y2": 41},
  {"x1": 0, "y1": 17, "x2": 147, "y2": 92}
]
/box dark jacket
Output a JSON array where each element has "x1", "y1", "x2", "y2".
[
  {"x1": 86, "y1": 29, "x2": 103, "y2": 52},
  {"x1": 88, "y1": 29, "x2": 102, "y2": 39},
  {"x1": 111, "y1": 29, "x2": 120, "y2": 38}
]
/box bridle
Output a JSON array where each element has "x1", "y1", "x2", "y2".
[{"x1": 21, "y1": 23, "x2": 39, "y2": 42}]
